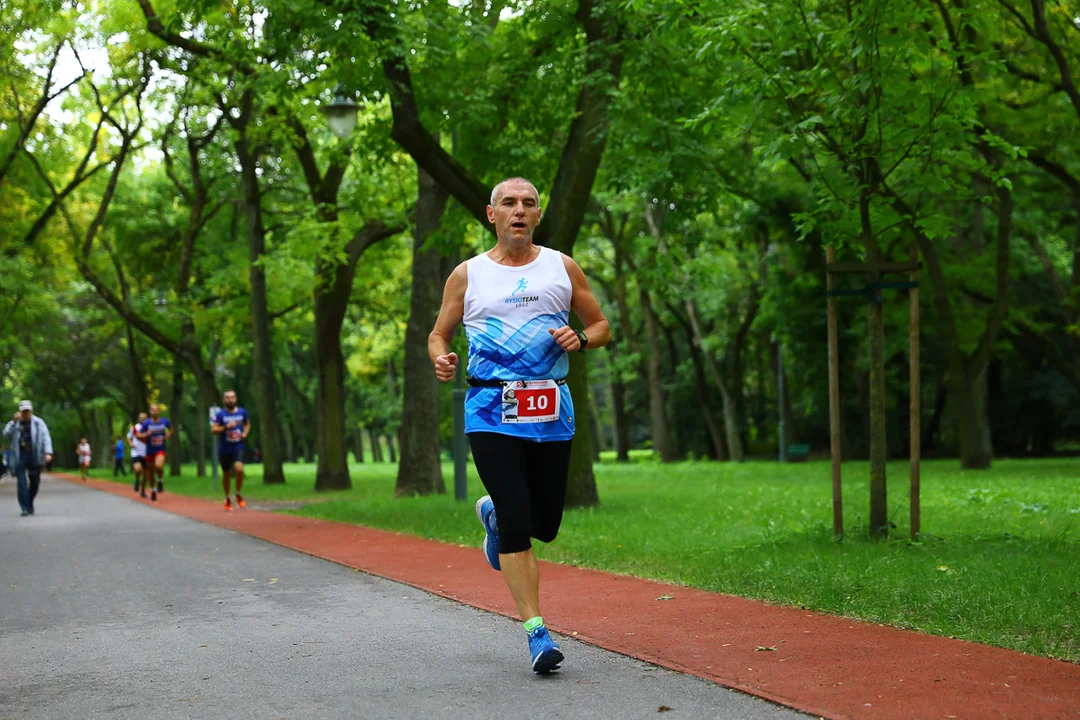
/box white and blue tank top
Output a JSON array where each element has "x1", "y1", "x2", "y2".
[{"x1": 463, "y1": 245, "x2": 575, "y2": 441}]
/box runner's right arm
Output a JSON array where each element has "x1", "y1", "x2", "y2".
[{"x1": 429, "y1": 262, "x2": 468, "y2": 383}]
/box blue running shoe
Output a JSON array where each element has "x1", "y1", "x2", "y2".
[
  {"x1": 527, "y1": 626, "x2": 564, "y2": 674},
  {"x1": 475, "y1": 495, "x2": 501, "y2": 571}
]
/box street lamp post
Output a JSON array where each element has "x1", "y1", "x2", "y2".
[
  {"x1": 320, "y1": 83, "x2": 359, "y2": 140},
  {"x1": 452, "y1": 364, "x2": 467, "y2": 501}
]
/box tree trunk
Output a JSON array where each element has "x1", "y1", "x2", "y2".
[
  {"x1": 755, "y1": 333, "x2": 767, "y2": 431},
  {"x1": 194, "y1": 383, "x2": 208, "y2": 478},
  {"x1": 589, "y1": 396, "x2": 603, "y2": 461},
  {"x1": 282, "y1": 411, "x2": 296, "y2": 464},
  {"x1": 564, "y1": 347, "x2": 600, "y2": 507},
  {"x1": 923, "y1": 379, "x2": 948, "y2": 452},
  {"x1": 169, "y1": 362, "x2": 183, "y2": 477},
  {"x1": 369, "y1": 428, "x2": 384, "y2": 463},
  {"x1": 686, "y1": 299, "x2": 744, "y2": 462},
  {"x1": 862, "y1": 185, "x2": 888, "y2": 538},
  {"x1": 101, "y1": 409, "x2": 112, "y2": 470},
  {"x1": 235, "y1": 135, "x2": 286, "y2": 485},
  {"x1": 610, "y1": 375, "x2": 631, "y2": 462},
  {"x1": 952, "y1": 367, "x2": 993, "y2": 468},
  {"x1": 889, "y1": 165, "x2": 1012, "y2": 470},
  {"x1": 353, "y1": 427, "x2": 365, "y2": 464},
  {"x1": 396, "y1": 165, "x2": 450, "y2": 496},
  {"x1": 769, "y1": 341, "x2": 799, "y2": 447},
  {"x1": 125, "y1": 321, "x2": 148, "y2": 417},
  {"x1": 686, "y1": 334, "x2": 727, "y2": 460},
  {"x1": 301, "y1": 435, "x2": 312, "y2": 464},
  {"x1": 190, "y1": 361, "x2": 219, "y2": 479},
  {"x1": 385, "y1": 432, "x2": 397, "y2": 464},
  {"x1": 731, "y1": 290, "x2": 758, "y2": 453},
  {"x1": 639, "y1": 288, "x2": 676, "y2": 461},
  {"x1": 314, "y1": 277, "x2": 352, "y2": 490}
]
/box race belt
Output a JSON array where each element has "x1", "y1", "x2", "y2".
[{"x1": 466, "y1": 377, "x2": 565, "y2": 424}]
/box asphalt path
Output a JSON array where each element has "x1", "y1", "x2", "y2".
[{"x1": 0, "y1": 476, "x2": 805, "y2": 720}]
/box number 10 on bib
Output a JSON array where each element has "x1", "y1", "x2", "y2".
[{"x1": 501, "y1": 379, "x2": 561, "y2": 424}]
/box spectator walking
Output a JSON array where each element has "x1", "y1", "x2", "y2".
[{"x1": 2, "y1": 401, "x2": 53, "y2": 516}]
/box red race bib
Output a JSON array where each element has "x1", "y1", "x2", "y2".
[{"x1": 501, "y1": 380, "x2": 560, "y2": 424}]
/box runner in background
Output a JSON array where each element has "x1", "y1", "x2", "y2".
[
  {"x1": 113, "y1": 436, "x2": 126, "y2": 477},
  {"x1": 211, "y1": 390, "x2": 250, "y2": 512},
  {"x1": 76, "y1": 438, "x2": 91, "y2": 481},
  {"x1": 128, "y1": 412, "x2": 147, "y2": 495},
  {"x1": 137, "y1": 404, "x2": 172, "y2": 501}
]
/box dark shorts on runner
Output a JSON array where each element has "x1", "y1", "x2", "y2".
[
  {"x1": 132, "y1": 455, "x2": 145, "y2": 469},
  {"x1": 146, "y1": 448, "x2": 166, "y2": 460},
  {"x1": 219, "y1": 446, "x2": 244, "y2": 471},
  {"x1": 468, "y1": 432, "x2": 572, "y2": 554}
]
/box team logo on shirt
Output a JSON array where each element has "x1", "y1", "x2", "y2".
[{"x1": 505, "y1": 279, "x2": 539, "y2": 307}]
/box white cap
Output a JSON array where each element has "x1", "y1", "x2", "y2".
[{"x1": 18, "y1": 400, "x2": 32, "y2": 411}]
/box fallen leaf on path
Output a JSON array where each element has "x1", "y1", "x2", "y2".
[
  {"x1": 268, "y1": 578, "x2": 278, "y2": 584},
  {"x1": 199, "y1": 645, "x2": 207, "y2": 648},
  {"x1": 658, "y1": 706, "x2": 672, "y2": 713},
  {"x1": 242, "y1": 578, "x2": 255, "y2": 582},
  {"x1": 755, "y1": 646, "x2": 778, "y2": 652},
  {"x1": 655, "y1": 594, "x2": 674, "y2": 601}
]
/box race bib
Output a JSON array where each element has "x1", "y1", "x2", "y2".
[
  {"x1": 151, "y1": 435, "x2": 164, "y2": 446},
  {"x1": 501, "y1": 379, "x2": 560, "y2": 424},
  {"x1": 227, "y1": 428, "x2": 243, "y2": 443}
]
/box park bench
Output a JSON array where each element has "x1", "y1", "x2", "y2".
[{"x1": 787, "y1": 443, "x2": 811, "y2": 462}]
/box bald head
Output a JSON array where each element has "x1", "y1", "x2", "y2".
[{"x1": 490, "y1": 177, "x2": 540, "y2": 208}]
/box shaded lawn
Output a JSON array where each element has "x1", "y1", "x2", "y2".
[{"x1": 93, "y1": 456, "x2": 1080, "y2": 661}]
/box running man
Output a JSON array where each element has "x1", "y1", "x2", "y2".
[
  {"x1": 137, "y1": 404, "x2": 172, "y2": 501},
  {"x1": 128, "y1": 412, "x2": 147, "y2": 494},
  {"x1": 429, "y1": 177, "x2": 610, "y2": 674},
  {"x1": 211, "y1": 390, "x2": 250, "y2": 512},
  {"x1": 76, "y1": 438, "x2": 91, "y2": 481}
]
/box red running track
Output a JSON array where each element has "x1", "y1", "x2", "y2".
[{"x1": 54, "y1": 473, "x2": 1080, "y2": 719}]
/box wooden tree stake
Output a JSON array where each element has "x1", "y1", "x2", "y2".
[
  {"x1": 910, "y1": 241, "x2": 921, "y2": 541},
  {"x1": 826, "y1": 245, "x2": 843, "y2": 538}
]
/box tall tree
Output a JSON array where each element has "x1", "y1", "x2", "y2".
[
  {"x1": 286, "y1": 115, "x2": 405, "y2": 491},
  {"x1": 356, "y1": 0, "x2": 626, "y2": 506},
  {"x1": 396, "y1": 166, "x2": 451, "y2": 496}
]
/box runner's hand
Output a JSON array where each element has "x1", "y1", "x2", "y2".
[
  {"x1": 44, "y1": 454, "x2": 53, "y2": 465},
  {"x1": 549, "y1": 326, "x2": 581, "y2": 352},
  {"x1": 434, "y1": 352, "x2": 458, "y2": 382}
]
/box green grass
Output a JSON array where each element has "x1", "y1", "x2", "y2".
[{"x1": 91, "y1": 456, "x2": 1080, "y2": 662}]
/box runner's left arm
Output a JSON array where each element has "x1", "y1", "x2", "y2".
[
  {"x1": 242, "y1": 413, "x2": 251, "y2": 441},
  {"x1": 552, "y1": 255, "x2": 611, "y2": 352}
]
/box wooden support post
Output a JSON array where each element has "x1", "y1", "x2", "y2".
[
  {"x1": 826, "y1": 245, "x2": 843, "y2": 538},
  {"x1": 910, "y1": 242, "x2": 921, "y2": 541}
]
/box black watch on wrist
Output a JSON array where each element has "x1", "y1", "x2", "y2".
[{"x1": 574, "y1": 330, "x2": 589, "y2": 352}]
